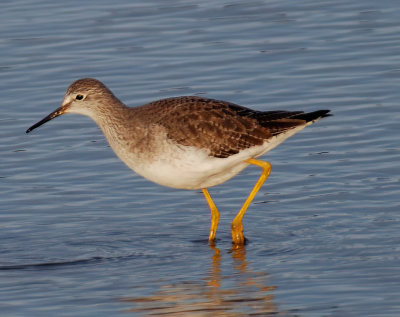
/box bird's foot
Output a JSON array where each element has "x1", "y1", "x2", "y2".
[{"x1": 231, "y1": 223, "x2": 246, "y2": 245}]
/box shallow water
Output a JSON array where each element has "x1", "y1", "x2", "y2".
[{"x1": 1, "y1": 0, "x2": 400, "y2": 316}]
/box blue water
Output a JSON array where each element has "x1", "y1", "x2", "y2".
[{"x1": 1, "y1": 1, "x2": 400, "y2": 316}]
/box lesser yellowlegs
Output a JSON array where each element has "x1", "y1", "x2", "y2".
[{"x1": 26, "y1": 78, "x2": 330, "y2": 244}]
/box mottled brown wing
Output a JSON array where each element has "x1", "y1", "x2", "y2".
[{"x1": 144, "y1": 96, "x2": 308, "y2": 158}]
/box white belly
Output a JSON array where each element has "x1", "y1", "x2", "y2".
[
  {"x1": 130, "y1": 145, "x2": 250, "y2": 189},
  {"x1": 109, "y1": 124, "x2": 307, "y2": 190}
]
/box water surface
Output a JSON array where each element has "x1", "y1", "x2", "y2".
[{"x1": 1, "y1": 0, "x2": 400, "y2": 316}]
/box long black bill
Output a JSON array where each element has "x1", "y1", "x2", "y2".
[{"x1": 26, "y1": 106, "x2": 67, "y2": 134}]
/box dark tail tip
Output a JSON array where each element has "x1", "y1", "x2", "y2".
[{"x1": 291, "y1": 110, "x2": 331, "y2": 123}]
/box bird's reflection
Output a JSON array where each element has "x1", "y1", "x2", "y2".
[{"x1": 122, "y1": 244, "x2": 280, "y2": 316}]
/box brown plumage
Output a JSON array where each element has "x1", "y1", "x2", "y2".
[{"x1": 135, "y1": 96, "x2": 330, "y2": 158}]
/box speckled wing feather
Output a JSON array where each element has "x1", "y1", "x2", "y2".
[{"x1": 142, "y1": 96, "x2": 329, "y2": 158}]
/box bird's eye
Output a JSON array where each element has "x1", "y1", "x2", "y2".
[{"x1": 75, "y1": 94, "x2": 84, "y2": 100}]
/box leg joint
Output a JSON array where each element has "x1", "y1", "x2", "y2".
[{"x1": 245, "y1": 158, "x2": 271, "y2": 171}]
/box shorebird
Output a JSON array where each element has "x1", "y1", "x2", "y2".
[{"x1": 26, "y1": 78, "x2": 330, "y2": 244}]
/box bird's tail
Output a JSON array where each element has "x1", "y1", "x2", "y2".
[{"x1": 290, "y1": 110, "x2": 331, "y2": 125}]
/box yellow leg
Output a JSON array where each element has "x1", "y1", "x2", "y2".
[
  {"x1": 231, "y1": 159, "x2": 272, "y2": 244},
  {"x1": 202, "y1": 188, "x2": 220, "y2": 242}
]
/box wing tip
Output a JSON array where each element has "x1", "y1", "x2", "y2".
[{"x1": 292, "y1": 110, "x2": 332, "y2": 124}]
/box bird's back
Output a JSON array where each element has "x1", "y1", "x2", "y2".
[{"x1": 135, "y1": 96, "x2": 330, "y2": 159}]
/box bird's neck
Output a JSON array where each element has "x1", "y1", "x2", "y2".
[{"x1": 91, "y1": 99, "x2": 147, "y2": 161}]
